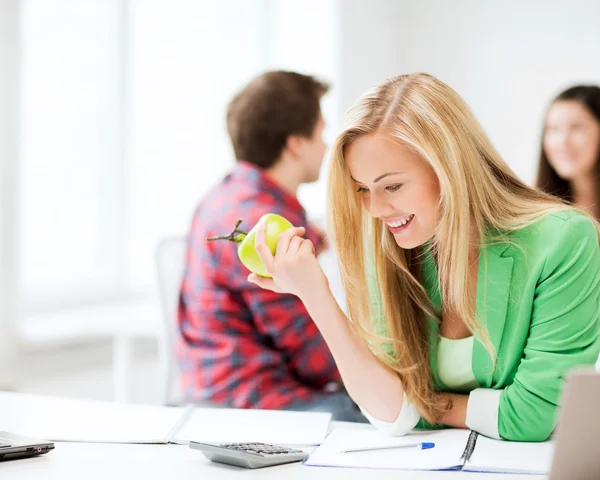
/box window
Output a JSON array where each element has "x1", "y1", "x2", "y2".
[
  {"x1": 19, "y1": 0, "x2": 338, "y2": 322},
  {"x1": 20, "y1": 0, "x2": 123, "y2": 309},
  {"x1": 125, "y1": 0, "x2": 267, "y2": 291}
]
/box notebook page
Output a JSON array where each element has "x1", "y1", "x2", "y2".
[
  {"x1": 0, "y1": 392, "x2": 185, "y2": 443},
  {"x1": 306, "y1": 427, "x2": 471, "y2": 471},
  {"x1": 465, "y1": 435, "x2": 554, "y2": 474},
  {"x1": 173, "y1": 407, "x2": 331, "y2": 445}
]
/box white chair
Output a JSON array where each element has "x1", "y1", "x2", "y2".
[
  {"x1": 155, "y1": 236, "x2": 188, "y2": 406},
  {"x1": 317, "y1": 247, "x2": 347, "y2": 313}
]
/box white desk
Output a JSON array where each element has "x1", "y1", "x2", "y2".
[
  {"x1": 0, "y1": 441, "x2": 540, "y2": 480},
  {"x1": 0, "y1": 392, "x2": 545, "y2": 479}
]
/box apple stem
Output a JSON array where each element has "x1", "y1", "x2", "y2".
[{"x1": 206, "y1": 218, "x2": 248, "y2": 243}]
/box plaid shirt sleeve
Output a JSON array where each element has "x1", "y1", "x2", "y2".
[
  {"x1": 240, "y1": 285, "x2": 340, "y2": 390},
  {"x1": 235, "y1": 198, "x2": 339, "y2": 392},
  {"x1": 178, "y1": 177, "x2": 340, "y2": 410}
]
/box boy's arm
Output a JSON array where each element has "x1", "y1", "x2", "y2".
[{"x1": 241, "y1": 286, "x2": 341, "y2": 388}]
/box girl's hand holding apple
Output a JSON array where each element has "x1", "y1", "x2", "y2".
[
  {"x1": 206, "y1": 213, "x2": 329, "y2": 301},
  {"x1": 248, "y1": 218, "x2": 329, "y2": 302}
]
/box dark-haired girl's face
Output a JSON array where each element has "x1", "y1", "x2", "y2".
[{"x1": 544, "y1": 100, "x2": 600, "y2": 180}]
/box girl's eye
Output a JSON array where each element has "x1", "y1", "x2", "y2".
[
  {"x1": 356, "y1": 186, "x2": 369, "y2": 193},
  {"x1": 386, "y1": 184, "x2": 402, "y2": 192}
]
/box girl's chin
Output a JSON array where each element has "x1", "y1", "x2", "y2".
[{"x1": 393, "y1": 236, "x2": 428, "y2": 250}]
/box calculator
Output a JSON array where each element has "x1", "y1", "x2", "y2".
[{"x1": 188, "y1": 441, "x2": 309, "y2": 469}]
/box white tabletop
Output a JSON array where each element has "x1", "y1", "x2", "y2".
[
  {"x1": 0, "y1": 441, "x2": 540, "y2": 480},
  {"x1": 0, "y1": 391, "x2": 545, "y2": 479}
]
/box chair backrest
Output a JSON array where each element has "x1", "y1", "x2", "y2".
[
  {"x1": 317, "y1": 247, "x2": 347, "y2": 313},
  {"x1": 155, "y1": 236, "x2": 188, "y2": 405}
]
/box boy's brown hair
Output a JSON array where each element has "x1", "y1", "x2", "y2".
[{"x1": 226, "y1": 70, "x2": 329, "y2": 169}]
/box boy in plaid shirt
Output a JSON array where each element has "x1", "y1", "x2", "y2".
[{"x1": 178, "y1": 71, "x2": 364, "y2": 421}]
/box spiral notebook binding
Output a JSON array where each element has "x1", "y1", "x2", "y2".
[{"x1": 460, "y1": 431, "x2": 479, "y2": 463}]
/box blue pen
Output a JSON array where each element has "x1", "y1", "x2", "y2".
[{"x1": 341, "y1": 442, "x2": 435, "y2": 453}]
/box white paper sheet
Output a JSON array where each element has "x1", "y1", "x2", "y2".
[
  {"x1": 465, "y1": 435, "x2": 553, "y2": 474},
  {"x1": 173, "y1": 407, "x2": 331, "y2": 445},
  {"x1": 306, "y1": 427, "x2": 471, "y2": 470},
  {"x1": 0, "y1": 392, "x2": 184, "y2": 443}
]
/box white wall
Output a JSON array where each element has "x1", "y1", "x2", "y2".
[
  {"x1": 339, "y1": 0, "x2": 600, "y2": 184},
  {"x1": 0, "y1": 0, "x2": 21, "y2": 388},
  {"x1": 266, "y1": 0, "x2": 341, "y2": 221}
]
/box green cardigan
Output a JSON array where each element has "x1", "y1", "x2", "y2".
[{"x1": 371, "y1": 211, "x2": 600, "y2": 442}]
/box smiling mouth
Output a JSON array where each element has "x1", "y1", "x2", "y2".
[{"x1": 383, "y1": 214, "x2": 414, "y2": 233}]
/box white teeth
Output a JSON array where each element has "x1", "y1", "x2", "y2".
[{"x1": 387, "y1": 214, "x2": 413, "y2": 227}]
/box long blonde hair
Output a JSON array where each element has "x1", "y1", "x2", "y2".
[{"x1": 326, "y1": 73, "x2": 594, "y2": 423}]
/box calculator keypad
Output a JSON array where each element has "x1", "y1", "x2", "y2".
[
  {"x1": 220, "y1": 443, "x2": 302, "y2": 455},
  {"x1": 189, "y1": 440, "x2": 308, "y2": 468}
]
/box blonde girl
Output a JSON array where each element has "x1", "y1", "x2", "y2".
[{"x1": 249, "y1": 73, "x2": 600, "y2": 441}]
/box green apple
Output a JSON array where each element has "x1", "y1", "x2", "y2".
[{"x1": 206, "y1": 213, "x2": 294, "y2": 278}]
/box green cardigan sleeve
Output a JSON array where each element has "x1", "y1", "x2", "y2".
[{"x1": 498, "y1": 214, "x2": 600, "y2": 441}]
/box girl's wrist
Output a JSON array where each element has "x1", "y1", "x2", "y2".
[
  {"x1": 300, "y1": 276, "x2": 334, "y2": 314},
  {"x1": 439, "y1": 392, "x2": 469, "y2": 428}
]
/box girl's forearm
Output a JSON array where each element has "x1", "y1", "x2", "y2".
[{"x1": 301, "y1": 287, "x2": 405, "y2": 422}]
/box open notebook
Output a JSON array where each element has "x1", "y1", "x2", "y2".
[
  {"x1": 306, "y1": 427, "x2": 553, "y2": 474},
  {"x1": 0, "y1": 392, "x2": 331, "y2": 446}
]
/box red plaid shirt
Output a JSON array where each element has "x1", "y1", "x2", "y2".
[{"x1": 178, "y1": 161, "x2": 341, "y2": 409}]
